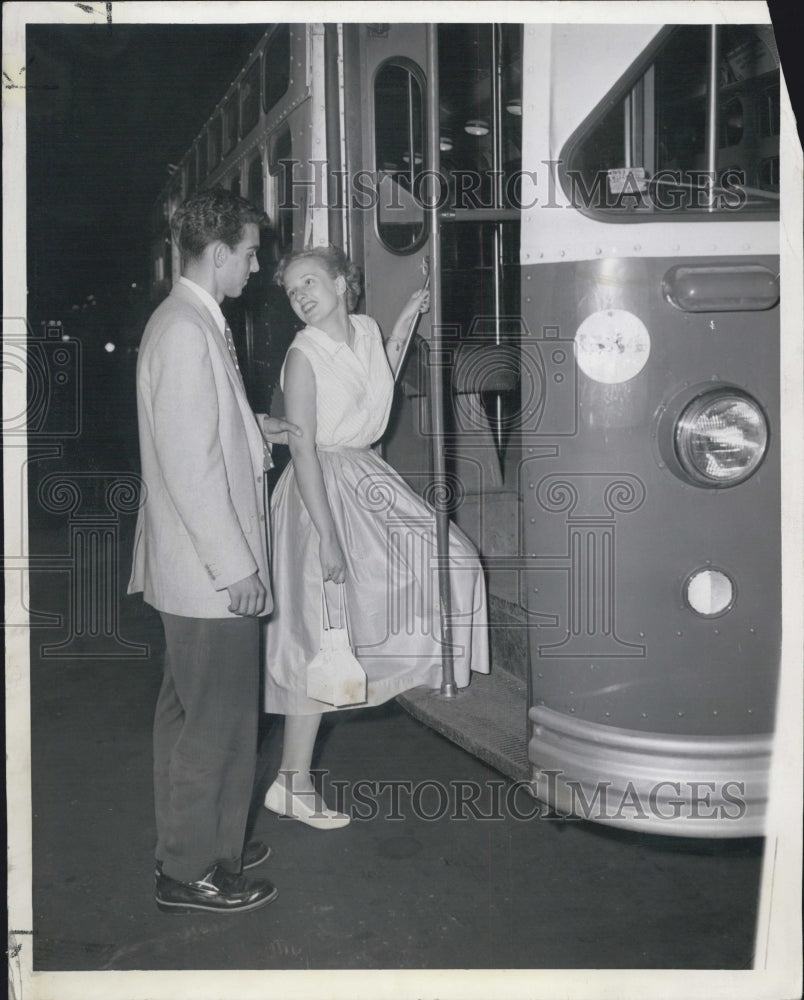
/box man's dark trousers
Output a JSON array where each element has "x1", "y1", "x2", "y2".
[{"x1": 154, "y1": 612, "x2": 259, "y2": 884}]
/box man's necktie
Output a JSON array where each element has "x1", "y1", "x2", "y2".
[
  {"x1": 224, "y1": 323, "x2": 244, "y2": 384},
  {"x1": 225, "y1": 323, "x2": 271, "y2": 471}
]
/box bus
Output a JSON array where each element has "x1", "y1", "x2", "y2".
[{"x1": 148, "y1": 21, "x2": 781, "y2": 837}]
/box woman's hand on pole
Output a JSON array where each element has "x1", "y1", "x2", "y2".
[{"x1": 403, "y1": 288, "x2": 430, "y2": 321}]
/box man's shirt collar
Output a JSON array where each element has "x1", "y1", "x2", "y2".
[{"x1": 179, "y1": 276, "x2": 226, "y2": 336}]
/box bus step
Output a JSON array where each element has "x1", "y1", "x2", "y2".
[{"x1": 396, "y1": 667, "x2": 530, "y2": 783}]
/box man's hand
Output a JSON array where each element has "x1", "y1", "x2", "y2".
[
  {"x1": 261, "y1": 415, "x2": 303, "y2": 445},
  {"x1": 227, "y1": 572, "x2": 267, "y2": 616}
]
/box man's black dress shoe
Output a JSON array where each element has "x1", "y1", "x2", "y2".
[
  {"x1": 155, "y1": 864, "x2": 278, "y2": 914},
  {"x1": 155, "y1": 840, "x2": 271, "y2": 879}
]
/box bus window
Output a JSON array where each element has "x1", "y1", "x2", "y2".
[
  {"x1": 241, "y1": 58, "x2": 261, "y2": 136},
  {"x1": 197, "y1": 133, "x2": 208, "y2": 181},
  {"x1": 759, "y1": 155, "x2": 779, "y2": 191},
  {"x1": 437, "y1": 24, "x2": 523, "y2": 209},
  {"x1": 186, "y1": 147, "x2": 197, "y2": 194},
  {"x1": 432, "y1": 25, "x2": 523, "y2": 485},
  {"x1": 263, "y1": 24, "x2": 291, "y2": 112},
  {"x1": 719, "y1": 97, "x2": 744, "y2": 148},
  {"x1": 163, "y1": 236, "x2": 172, "y2": 283},
  {"x1": 248, "y1": 153, "x2": 264, "y2": 210},
  {"x1": 564, "y1": 24, "x2": 780, "y2": 215},
  {"x1": 208, "y1": 114, "x2": 222, "y2": 170},
  {"x1": 222, "y1": 93, "x2": 239, "y2": 155},
  {"x1": 270, "y1": 127, "x2": 293, "y2": 253},
  {"x1": 759, "y1": 81, "x2": 780, "y2": 137},
  {"x1": 168, "y1": 177, "x2": 182, "y2": 214},
  {"x1": 374, "y1": 60, "x2": 426, "y2": 253}
]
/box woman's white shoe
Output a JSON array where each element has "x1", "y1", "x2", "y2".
[{"x1": 264, "y1": 781, "x2": 351, "y2": 830}]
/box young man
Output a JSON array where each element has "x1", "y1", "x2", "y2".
[{"x1": 129, "y1": 187, "x2": 299, "y2": 913}]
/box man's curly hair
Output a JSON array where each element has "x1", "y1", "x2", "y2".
[{"x1": 170, "y1": 186, "x2": 270, "y2": 261}]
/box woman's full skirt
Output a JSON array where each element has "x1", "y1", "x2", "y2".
[{"x1": 263, "y1": 447, "x2": 489, "y2": 715}]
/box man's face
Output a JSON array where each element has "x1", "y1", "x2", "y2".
[{"x1": 219, "y1": 223, "x2": 260, "y2": 299}]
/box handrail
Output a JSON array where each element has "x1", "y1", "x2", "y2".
[
  {"x1": 705, "y1": 25, "x2": 719, "y2": 212},
  {"x1": 425, "y1": 23, "x2": 456, "y2": 698}
]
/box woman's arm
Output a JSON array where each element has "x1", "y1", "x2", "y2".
[
  {"x1": 384, "y1": 288, "x2": 430, "y2": 376},
  {"x1": 283, "y1": 348, "x2": 346, "y2": 583}
]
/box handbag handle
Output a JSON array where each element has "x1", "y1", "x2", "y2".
[{"x1": 321, "y1": 581, "x2": 346, "y2": 633}]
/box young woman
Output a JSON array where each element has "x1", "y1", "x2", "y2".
[{"x1": 263, "y1": 246, "x2": 489, "y2": 829}]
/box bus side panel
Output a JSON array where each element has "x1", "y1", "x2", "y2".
[{"x1": 519, "y1": 256, "x2": 781, "y2": 739}]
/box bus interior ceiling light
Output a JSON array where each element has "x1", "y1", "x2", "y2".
[
  {"x1": 674, "y1": 389, "x2": 768, "y2": 487},
  {"x1": 464, "y1": 119, "x2": 489, "y2": 136}
]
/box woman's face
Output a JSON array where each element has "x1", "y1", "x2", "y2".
[{"x1": 283, "y1": 257, "x2": 346, "y2": 328}]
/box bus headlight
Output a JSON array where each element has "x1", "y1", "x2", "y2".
[{"x1": 674, "y1": 388, "x2": 768, "y2": 487}]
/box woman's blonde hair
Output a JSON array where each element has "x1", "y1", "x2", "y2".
[{"x1": 274, "y1": 245, "x2": 363, "y2": 312}]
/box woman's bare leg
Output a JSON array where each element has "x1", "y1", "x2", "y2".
[
  {"x1": 266, "y1": 713, "x2": 348, "y2": 824},
  {"x1": 277, "y1": 713, "x2": 322, "y2": 795}
]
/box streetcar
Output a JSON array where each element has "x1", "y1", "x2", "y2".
[{"x1": 147, "y1": 21, "x2": 782, "y2": 836}]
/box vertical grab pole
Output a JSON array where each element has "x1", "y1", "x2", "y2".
[
  {"x1": 491, "y1": 24, "x2": 504, "y2": 456},
  {"x1": 425, "y1": 24, "x2": 456, "y2": 698},
  {"x1": 705, "y1": 24, "x2": 719, "y2": 212}
]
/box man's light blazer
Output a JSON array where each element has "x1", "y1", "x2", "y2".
[{"x1": 128, "y1": 282, "x2": 272, "y2": 618}]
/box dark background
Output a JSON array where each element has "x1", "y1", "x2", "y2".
[
  {"x1": 25, "y1": 24, "x2": 271, "y2": 464},
  {"x1": 26, "y1": 23, "x2": 268, "y2": 323}
]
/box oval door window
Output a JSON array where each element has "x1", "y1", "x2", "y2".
[{"x1": 374, "y1": 60, "x2": 427, "y2": 253}]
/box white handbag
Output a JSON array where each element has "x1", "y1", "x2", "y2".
[{"x1": 305, "y1": 584, "x2": 367, "y2": 708}]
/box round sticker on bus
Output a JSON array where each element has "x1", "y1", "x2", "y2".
[{"x1": 574, "y1": 309, "x2": 651, "y2": 384}]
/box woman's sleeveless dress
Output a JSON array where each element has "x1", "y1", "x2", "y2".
[{"x1": 263, "y1": 314, "x2": 489, "y2": 715}]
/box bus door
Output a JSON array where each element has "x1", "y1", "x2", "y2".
[
  {"x1": 348, "y1": 22, "x2": 433, "y2": 487},
  {"x1": 355, "y1": 24, "x2": 526, "y2": 625}
]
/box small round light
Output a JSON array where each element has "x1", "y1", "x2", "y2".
[
  {"x1": 439, "y1": 136, "x2": 453, "y2": 152},
  {"x1": 506, "y1": 99, "x2": 522, "y2": 116},
  {"x1": 104, "y1": 342, "x2": 116, "y2": 353},
  {"x1": 464, "y1": 119, "x2": 489, "y2": 136},
  {"x1": 684, "y1": 568, "x2": 735, "y2": 617},
  {"x1": 675, "y1": 388, "x2": 768, "y2": 487}
]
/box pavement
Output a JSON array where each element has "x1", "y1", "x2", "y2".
[
  {"x1": 27, "y1": 615, "x2": 762, "y2": 972},
  {"x1": 18, "y1": 376, "x2": 764, "y2": 975}
]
